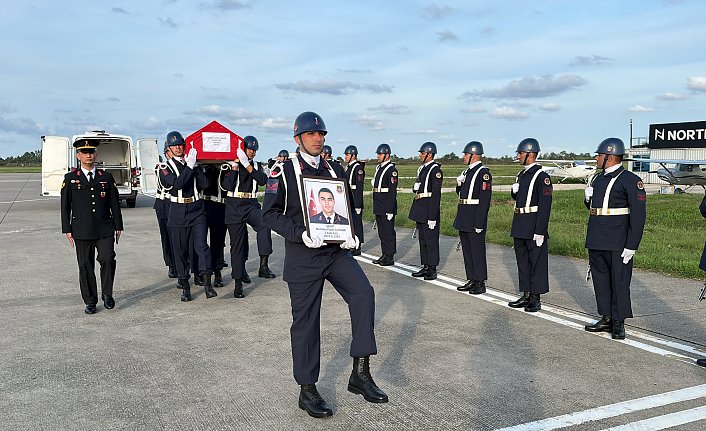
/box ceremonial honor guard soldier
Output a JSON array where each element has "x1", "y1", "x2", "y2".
[
  {"x1": 61, "y1": 140, "x2": 123, "y2": 314},
  {"x1": 200, "y1": 163, "x2": 229, "y2": 287},
  {"x1": 371, "y1": 144, "x2": 398, "y2": 266},
  {"x1": 159, "y1": 131, "x2": 217, "y2": 301},
  {"x1": 454, "y1": 141, "x2": 492, "y2": 294},
  {"x1": 276, "y1": 149, "x2": 290, "y2": 162},
  {"x1": 262, "y1": 111, "x2": 387, "y2": 418},
  {"x1": 508, "y1": 138, "x2": 552, "y2": 312},
  {"x1": 222, "y1": 135, "x2": 275, "y2": 299},
  {"x1": 409, "y1": 142, "x2": 444, "y2": 281},
  {"x1": 344, "y1": 145, "x2": 365, "y2": 255},
  {"x1": 154, "y1": 142, "x2": 176, "y2": 279},
  {"x1": 583, "y1": 138, "x2": 646, "y2": 340}
]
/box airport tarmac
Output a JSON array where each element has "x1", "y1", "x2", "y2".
[{"x1": 1, "y1": 173, "x2": 705, "y2": 431}]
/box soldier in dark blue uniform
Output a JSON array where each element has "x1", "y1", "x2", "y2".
[
  {"x1": 222, "y1": 136, "x2": 275, "y2": 299},
  {"x1": 154, "y1": 143, "x2": 176, "y2": 279},
  {"x1": 344, "y1": 145, "x2": 365, "y2": 256},
  {"x1": 276, "y1": 149, "x2": 290, "y2": 162},
  {"x1": 371, "y1": 144, "x2": 398, "y2": 266},
  {"x1": 583, "y1": 138, "x2": 646, "y2": 340},
  {"x1": 200, "y1": 163, "x2": 229, "y2": 287},
  {"x1": 508, "y1": 138, "x2": 552, "y2": 312},
  {"x1": 262, "y1": 111, "x2": 387, "y2": 418},
  {"x1": 61, "y1": 140, "x2": 123, "y2": 314},
  {"x1": 159, "y1": 131, "x2": 217, "y2": 301},
  {"x1": 409, "y1": 142, "x2": 444, "y2": 281},
  {"x1": 454, "y1": 141, "x2": 492, "y2": 294}
]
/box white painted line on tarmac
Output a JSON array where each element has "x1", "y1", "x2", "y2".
[
  {"x1": 0, "y1": 179, "x2": 40, "y2": 183},
  {"x1": 597, "y1": 405, "x2": 706, "y2": 431},
  {"x1": 0, "y1": 198, "x2": 58, "y2": 204},
  {"x1": 492, "y1": 384, "x2": 706, "y2": 431}
]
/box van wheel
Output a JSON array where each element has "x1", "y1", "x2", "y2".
[
  {"x1": 126, "y1": 199, "x2": 136, "y2": 208},
  {"x1": 675, "y1": 188, "x2": 684, "y2": 194}
]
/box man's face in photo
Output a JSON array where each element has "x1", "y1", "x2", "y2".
[{"x1": 319, "y1": 190, "x2": 335, "y2": 216}]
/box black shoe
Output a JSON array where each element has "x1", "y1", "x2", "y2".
[
  {"x1": 351, "y1": 248, "x2": 361, "y2": 256},
  {"x1": 213, "y1": 270, "x2": 224, "y2": 287},
  {"x1": 585, "y1": 315, "x2": 612, "y2": 333},
  {"x1": 193, "y1": 274, "x2": 204, "y2": 286},
  {"x1": 298, "y1": 384, "x2": 333, "y2": 418},
  {"x1": 204, "y1": 274, "x2": 217, "y2": 299},
  {"x1": 612, "y1": 320, "x2": 625, "y2": 340},
  {"x1": 258, "y1": 256, "x2": 276, "y2": 279},
  {"x1": 168, "y1": 267, "x2": 178, "y2": 278},
  {"x1": 372, "y1": 255, "x2": 383, "y2": 264},
  {"x1": 242, "y1": 270, "x2": 251, "y2": 284},
  {"x1": 378, "y1": 254, "x2": 394, "y2": 266},
  {"x1": 103, "y1": 295, "x2": 115, "y2": 309},
  {"x1": 469, "y1": 281, "x2": 486, "y2": 295},
  {"x1": 411, "y1": 265, "x2": 429, "y2": 277},
  {"x1": 508, "y1": 292, "x2": 531, "y2": 308},
  {"x1": 233, "y1": 280, "x2": 245, "y2": 299},
  {"x1": 457, "y1": 280, "x2": 476, "y2": 292},
  {"x1": 524, "y1": 294, "x2": 541, "y2": 312},
  {"x1": 84, "y1": 304, "x2": 97, "y2": 314},
  {"x1": 348, "y1": 356, "x2": 389, "y2": 403},
  {"x1": 423, "y1": 266, "x2": 437, "y2": 280},
  {"x1": 179, "y1": 281, "x2": 192, "y2": 302},
  {"x1": 697, "y1": 358, "x2": 706, "y2": 367}
]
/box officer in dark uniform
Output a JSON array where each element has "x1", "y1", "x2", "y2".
[
  {"x1": 159, "y1": 131, "x2": 217, "y2": 301},
  {"x1": 262, "y1": 111, "x2": 387, "y2": 418},
  {"x1": 154, "y1": 143, "x2": 176, "y2": 279},
  {"x1": 371, "y1": 144, "x2": 398, "y2": 266},
  {"x1": 409, "y1": 142, "x2": 444, "y2": 281},
  {"x1": 698, "y1": 193, "x2": 706, "y2": 367},
  {"x1": 61, "y1": 140, "x2": 123, "y2": 314},
  {"x1": 508, "y1": 138, "x2": 552, "y2": 312},
  {"x1": 222, "y1": 136, "x2": 275, "y2": 299},
  {"x1": 344, "y1": 145, "x2": 365, "y2": 256},
  {"x1": 454, "y1": 141, "x2": 492, "y2": 294},
  {"x1": 200, "y1": 163, "x2": 229, "y2": 287},
  {"x1": 583, "y1": 138, "x2": 646, "y2": 340}
]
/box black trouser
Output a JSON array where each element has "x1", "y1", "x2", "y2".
[
  {"x1": 460, "y1": 230, "x2": 487, "y2": 281},
  {"x1": 375, "y1": 214, "x2": 396, "y2": 255},
  {"x1": 416, "y1": 221, "x2": 440, "y2": 266},
  {"x1": 589, "y1": 249, "x2": 634, "y2": 321},
  {"x1": 205, "y1": 201, "x2": 227, "y2": 270},
  {"x1": 156, "y1": 213, "x2": 173, "y2": 268},
  {"x1": 352, "y1": 210, "x2": 364, "y2": 243},
  {"x1": 171, "y1": 223, "x2": 212, "y2": 281},
  {"x1": 227, "y1": 203, "x2": 273, "y2": 279},
  {"x1": 513, "y1": 237, "x2": 549, "y2": 294},
  {"x1": 74, "y1": 237, "x2": 116, "y2": 305},
  {"x1": 288, "y1": 252, "x2": 377, "y2": 384}
]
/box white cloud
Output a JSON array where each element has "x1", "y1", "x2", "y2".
[
  {"x1": 687, "y1": 77, "x2": 706, "y2": 92},
  {"x1": 259, "y1": 117, "x2": 291, "y2": 131},
  {"x1": 628, "y1": 105, "x2": 655, "y2": 112},
  {"x1": 569, "y1": 55, "x2": 614, "y2": 67},
  {"x1": 461, "y1": 74, "x2": 587, "y2": 100},
  {"x1": 538, "y1": 103, "x2": 561, "y2": 111},
  {"x1": 422, "y1": 4, "x2": 458, "y2": 20},
  {"x1": 276, "y1": 79, "x2": 393, "y2": 95},
  {"x1": 490, "y1": 107, "x2": 529, "y2": 120},
  {"x1": 656, "y1": 92, "x2": 688, "y2": 101},
  {"x1": 356, "y1": 115, "x2": 385, "y2": 131},
  {"x1": 367, "y1": 104, "x2": 411, "y2": 115}
]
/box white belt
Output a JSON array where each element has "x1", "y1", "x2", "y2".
[
  {"x1": 415, "y1": 192, "x2": 432, "y2": 199},
  {"x1": 590, "y1": 207, "x2": 630, "y2": 216},
  {"x1": 350, "y1": 185, "x2": 357, "y2": 190},
  {"x1": 203, "y1": 195, "x2": 226, "y2": 204},
  {"x1": 373, "y1": 188, "x2": 389, "y2": 193},
  {"x1": 227, "y1": 191, "x2": 258, "y2": 199},
  {"x1": 514, "y1": 206, "x2": 538, "y2": 214},
  {"x1": 170, "y1": 195, "x2": 199, "y2": 204},
  {"x1": 459, "y1": 198, "x2": 480, "y2": 205}
]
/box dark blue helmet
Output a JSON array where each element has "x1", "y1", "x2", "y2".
[
  {"x1": 463, "y1": 141, "x2": 484, "y2": 155},
  {"x1": 595, "y1": 137, "x2": 625, "y2": 156},
  {"x1": 293, "y1": 111, "x2": 327, "y2": 137},
  {"x1": 516, "y1": 138, "x2": 540, "y2": 153},
  {"x1": 278, "y1": 149, "x2": 289, "y2": 158},
  {"x1": 419, "y1": 142, "x2": 437, "y2": 154},
  {"x1": 376, "y1": 143, "x2": 391, "y2": 154},
  {"x1": 166, "y1": 131, "x2": 185, "y2": 147},
  {"x1": 244, "y1": 135, "x2": 259, "y2": 151},
  {"x1": 344, "y1": 145, "x2": 358, "y2": 155},
  {"x1": 322, "y1": 145, "x2": 332, "y2": 155}
]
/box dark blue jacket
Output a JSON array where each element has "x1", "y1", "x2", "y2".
[
  {"x1": 371, "y1": 161, "x2": 398, "y2": 215},
  {"x1": 61, "y1": 168, "x2": 123, "y2": 240},
  {"x1": 510, "y1": 164, "x2": 552, "y2": 239},
  {"x1": 453, "y1": 164, "x2": 492, "y2": 232},
  {"x1": 409, "y1": 162, "x2": 443, "y2": 223}
]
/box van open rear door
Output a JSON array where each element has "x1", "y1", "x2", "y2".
[
  {"x1": 41, "y1": 136, "x2": 71, "y2": 196},
  {"x1": 135, "y1": 138, "x2": 159, "y2": 196}
]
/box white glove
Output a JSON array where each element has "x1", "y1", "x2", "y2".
[
  {"x1": 227, "y1": 161, "x2": 237, "y2": 167},
  {"x1": 386, "y1": 213, "x2": 393, "y2": 221},
  {"x1": 511, "y1": 183, "x2": 520, "y2": 194},
  {"x1": 584, "y1": 186, "x2": 594, "y2": 201},
  {"x1": 428, "y1": 220, "x2": 436, "y2": 230},
  {"x1": 301, "y1": 231, "x2": 324, "y2": 248},
  {"x1": 475, "y1": 228, "x2": 483, "y2": 234},
  {"x1": 236, "y1": 148, "x2": 248, "y2": 167},
  {"x1": 340, "y1": 235, "x2": 360, "y2": 250},
  {"x1": 355, "y1": 208, "x2": 362, "y2": 215},
  {"x1": 370, "y1": 178, "x2": 375, "y2": 187},
  {"x1": 413, "y1": 182, "x2": 420, "y2": 192},
  {"x1": 621, "y1": 248, "x2": 635, "y2": 264},
  {"x1": 185, "y1": 148, "x2": 197, "y2": 168},
  {"x1": 456, "y1": 174, "x2": 465, "y2": 186},
  {"x1": 533, "y1": 234, "x2": 544, "y2": 247}
]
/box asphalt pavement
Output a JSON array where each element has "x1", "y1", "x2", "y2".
[{"x1": 1, "y1": 173, "x2": 705, "y2": 431}]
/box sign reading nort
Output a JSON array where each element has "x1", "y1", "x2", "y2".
[{"x1": 649, "y1": 120, "x2": 706, "y2": 149}]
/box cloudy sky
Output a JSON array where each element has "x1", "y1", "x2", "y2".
[{"x1": 2, "y1": 0, "x2": 705, "y2": 159}]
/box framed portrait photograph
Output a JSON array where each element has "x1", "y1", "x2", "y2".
[{"x1": 300, "y1": 175, "x2": 354, "y2": 244}]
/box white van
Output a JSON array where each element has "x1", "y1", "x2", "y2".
[{"x1": 41, "y1": 130, "x2": 160, "y2": 207}]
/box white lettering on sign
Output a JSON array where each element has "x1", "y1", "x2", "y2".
[
  {"x1": 655, "y1": 128, "x2": 706, "y2": 141},
  {"x1": 202, "y1": 132, "x2": 231, "y2": 153}
]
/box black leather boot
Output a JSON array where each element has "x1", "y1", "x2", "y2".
[
  {"x1": 612, "y1": 320, "x2": 625, "y2": 340},
  {"x1": 233, "y1": 280, "x2": 244, "y2": 299},
  {"x1": 213, "y1": 270, "x2": 223, "y2": 287},
  {"x1": 204, "y1": 273, "x2": 217, "y2": 298},
  {"x1": 457, "y1": 280, "x2": 476, "y2": 292},
  {"x1": 469, "y1": 281, "x2": 486, "y2": 295},
  {"x1": 411, "y1": 265, "x2": 429, "y2": 277},
  {"x1": 372, "y1": 255, "x2": 383, "y2": 264},
  {"x1": 348, "y1": 356, "x2": 388, "y2": 403},
  {"x1": 193, "y1": 273, "x2": 204, "y2": 286},
  {"x1": 378, "y1": 254, "x2": 394, "y2": 266},
  {"x1": 258, "y1": 256, "x2": 276, "y2": 279},
  {"x1": 585, "y1": 315, "x2": 612, "y2": 332},
  {"x1": 351, "y1": 247, "x2": 361, "y2": 256},
  {"x1": 508, "y1": 292, "x2": 531, "y2": 308},
  {"x1": 179, "y1": 280, "x2": 192, "y2": 302},
  {"x1": 524, "y1": 294, "x2": 541, "y2": 312},
  {"x1": 298, "y1": 384, "x2": 333, "y2": 418},
  {"x1": 242, "y1": 269, "x2": 251, "y2": 284},
  {"x1": 423, "y1": 266, "x2": 437, "y2": 280},
  {"x1": 168, "y1": 267, "x2": 177, "y2": 278},
  {"x1": 697, "y1": 358, "x2": 706, "y2": 367}
]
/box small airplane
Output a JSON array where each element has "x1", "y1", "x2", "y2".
[
  {"x1": 538, "y1": 159, "x2": 597, "y2": 183},
  {"x1": 625, "y1": 158, "x2": 706, "y2": 192}
]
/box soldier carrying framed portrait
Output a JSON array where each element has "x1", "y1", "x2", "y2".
[{"x1": 300, "y1": 175, "x2": 354, "y2": 244}]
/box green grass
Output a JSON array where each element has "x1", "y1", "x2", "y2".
[
  {"x1": 363, "y1": 190, "x2": 706, "y2": 279},
  {"x1": 0, "y1": 166, "x2": 40, "y2": 173}
]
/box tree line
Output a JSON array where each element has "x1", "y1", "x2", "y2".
[{"x1": 0, "y1": 150, "x2": 41, "y2": 166}]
